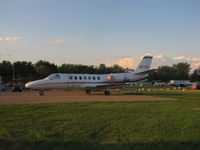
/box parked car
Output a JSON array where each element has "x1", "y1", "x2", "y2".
[
  {"x1": 0, "y1": 81, "x2": 6, "y2": 91},
  {"x1": 171, "y1": 83, "x2": 186, "y2": 87}
]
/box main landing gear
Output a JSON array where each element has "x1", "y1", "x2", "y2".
[
  {"x1": 86, "y1": 89, "x2": 91, "y2": 94},
  {"x1": 39, "y1": 89, "x2": 44, "y2": 96},
  {"x1": 104, "y1": 90, "x2": 110, "y2": 95}
]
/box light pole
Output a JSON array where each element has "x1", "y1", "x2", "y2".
[{"x1": 13, "y1": 62, "x2": 15, "y2": 87}]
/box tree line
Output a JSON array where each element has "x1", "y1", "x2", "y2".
[
  {"x1": 0, "y1": 60, "x2": 199, "y2": 83},
  {"x1": 0, "y1": 60, "x2": 125, "y2": 82},
  {"x1": 148, "y1": 62, "x2": 200, "y2": 82}
]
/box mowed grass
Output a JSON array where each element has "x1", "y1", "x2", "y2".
[{"x1": 0, "y1": 90, "x2": 200, "y2": 150}]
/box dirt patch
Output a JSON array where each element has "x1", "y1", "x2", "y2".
[
  {"x1": 190, "y1": 107, "x2": 200, "y2": 111},
  {"x1": 0, "y1": 91, "x2": 177, "y2": 105}
]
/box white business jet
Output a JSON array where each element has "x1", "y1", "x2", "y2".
[{"x1": 25, "y1": 56, "x2": 153, "y2": 95}]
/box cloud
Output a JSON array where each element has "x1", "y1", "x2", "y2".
[
  {"x1": 105, "y1": 57, "x2": 140, "y2": 69},
  {"x1": 104, "y1": 54, "x2": 170, "y2": 69},
  {"x1": 104, "y1": 54, "x2": 200, "y2": 71},
  {"x1": 191, "y1": 63, "x2": 200, "y2": 70},
  {"x1": 0, "y1": 37, "x2": 21, "y2": 42},
  {"x1": 173, "y1": 56, "x2": 200, "y2": 62},
  {"x1": 173, "y1": 56, "x2": 188, "y2": 60},
  {"x1": 173, "y1": 56, "x2": 200, "y2": 70},
  {"x1": 48, "y1": 38, "x2": 65, "y2": 44},
  {"x1": 154, "y1": 54, "x2": 165, "y2": 59},
  {"x1": 0, "y1": 53, "x2": 12, "y2": 59}
]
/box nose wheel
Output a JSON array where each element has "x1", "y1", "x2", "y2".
[{"x1": 39, "y1": 90, "x2": 44, "y2": 96}]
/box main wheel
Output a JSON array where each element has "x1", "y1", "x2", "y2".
[
  {"x1": 39, "y1": 90, "x2": 44, "y2": 96},
  {"x1": 104, "y1": 90, "x2": 110, "y2": 95},
  {"x1": 86, "y1": 89, "x2": 91, "y2": 94}
]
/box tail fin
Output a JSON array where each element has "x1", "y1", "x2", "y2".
[{"x1": 134, "y1": 56, "x2": 153, "y2": 74}]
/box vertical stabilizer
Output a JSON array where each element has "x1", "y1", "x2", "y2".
[{"x1": 134, "y1": 56, "x2": 153, "y2": 74}]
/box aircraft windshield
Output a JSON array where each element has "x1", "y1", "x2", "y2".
[{"x1": 47, "y1": 74, "x2": 60, "y2": 80}]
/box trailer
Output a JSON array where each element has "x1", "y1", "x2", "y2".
[{"x1": 191, "y1": 82, "x2": 200, "y2": 90}]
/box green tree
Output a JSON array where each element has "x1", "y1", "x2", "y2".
[
  {"x1": 173, "y1": 62, "x2": 190, "y2": 80},
  {"x1": 190, "y1": 68, "x2": 200, "y2": 82},
  {"x1": 35, "y1": 60, "x2": 58, "y2": 78},
  {"x1": 108, "y1": 64, "x2": 125, "y2": 73},
  {"x1": 0, "y1": 60, "x2": 13, "y2": 82},
  {"x1": 148, "y1": 70, "x2": 159, "y2": 81},
  {"x1": 156, "y1": 66, "x2": 175, "y2": 82},
  {"x1": 58, "y1": 64, "x2": 96, "y2": 74},
  {"x1": 13, "y1": 61, "x2": 36, "y2": 81},
  {"x1": 96, "y1": 64, "x2": 108, "y2": 74}
]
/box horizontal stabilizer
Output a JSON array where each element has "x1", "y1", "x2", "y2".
[{"x1": 135, "y1": 69, "x2": 156, "y2": 75}]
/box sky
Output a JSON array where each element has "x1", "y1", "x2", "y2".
[{"x1": 0, "y1": 0, "x2": 200, "y2": 70}]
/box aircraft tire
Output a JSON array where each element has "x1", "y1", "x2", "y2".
[
  {"x1": 86, "y1": 89, "x2": 91, "y2": 94},
  {"x1": 39, "y1": 90, "x2": 44, "y2": 96},
  {"x1": 104, "y1": 90, "x2": 110, "y2": 95}
]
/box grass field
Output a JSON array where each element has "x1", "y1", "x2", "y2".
[{"x1": 0, "y1": 90, "x2": 200, "y2": 150}]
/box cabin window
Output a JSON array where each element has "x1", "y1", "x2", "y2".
[
  {"x1": 84, "y1": 76, "x2": 87, "y2": 80},
  {"x1": 97, "y1": 76, "x2": 100, "y2": 80},
  {"x1": 93, "y1": 76, "x2": 96, "y2": 80},
  {"x1": 69, "y1": 76, "x2": 73, "y2": 80},
  {"x1": 74, "y1": 76, "x2": 78, "y2": 80},
  {"x1": 79, "y1": 76, "x2": 82, "y2": 80},
  {"x1": 88, "y1": 76, "x2": 91, "y2": 80}
]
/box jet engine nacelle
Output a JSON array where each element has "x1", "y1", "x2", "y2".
[{"x1": 107, "y1": 75, "x2": 116, "y2": 82}]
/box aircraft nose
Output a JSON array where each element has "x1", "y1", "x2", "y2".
[
  {"x1": 25, "y1": 82, "x2": 32, "y2": 88},
  {"x1": 25, "y1": 80, "x2": 44, "y2": 89}
]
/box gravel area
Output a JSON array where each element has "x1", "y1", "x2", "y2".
[{"x1": 0, "y1": 91, "x2": 177, "y2": 105}]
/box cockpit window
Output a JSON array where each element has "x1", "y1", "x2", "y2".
[{"x1": 47, "y1": 74, "x2": 60, "y2": 80}]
